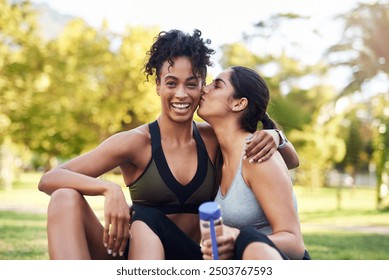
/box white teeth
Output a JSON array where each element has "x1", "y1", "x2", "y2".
[{"x1": 172, "y1": 103, "x2": 190, "y2": 109}]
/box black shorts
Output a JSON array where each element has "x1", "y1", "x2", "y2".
[
  {"x1": 131, "y1": 206, "x2": 202, "y2": 260},
  {"x1": 130, "y1": 207, "x2": 311, "y2": 260},
  {"x1": 235, "y1": 226, "x2": 311, "y2": 260}
]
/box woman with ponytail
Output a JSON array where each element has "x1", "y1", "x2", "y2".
[{"x1": 197, "y1": 66, "x2": 310, "y2": 260}]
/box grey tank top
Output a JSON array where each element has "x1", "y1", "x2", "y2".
[{"x1": 214, "y1": 139, "x2": 298, "y2": 235}]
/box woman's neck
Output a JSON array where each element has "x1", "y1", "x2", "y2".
[
  {"x1": 157, "y1": 115, "x2": 194, "y2": 144},
  {"x1": 211, "y1": 120, "x2": 250, "y2": 166}
]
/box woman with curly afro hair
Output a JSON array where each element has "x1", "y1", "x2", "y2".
[{"x1": 39, "y1": 29, "x2": 299, "y2": 260}]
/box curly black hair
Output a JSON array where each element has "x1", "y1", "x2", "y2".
[{"x1": 143, "y1": 29, "x2": 215, "y2": 82}]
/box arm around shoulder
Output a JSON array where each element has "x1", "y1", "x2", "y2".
[
  {"x1": 270, "y1": 129, "x2": 299, "y2": 169},
  {"x1": 278, "y1": 141, "x2": 299, "y2": 169}
]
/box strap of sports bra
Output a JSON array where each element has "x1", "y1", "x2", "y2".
[
  {"x1": 149, "y1": 120, "x2": 207, "y2": 154},
  {"x1": 147, "y1": 120, "x2": 210, "y2": 204},
  {"x1": 148, "y1": 120, "x2": 161, "y2": 154},
  {"x1": 192, "y1": 122, "x2": 207, "y2": 152}
]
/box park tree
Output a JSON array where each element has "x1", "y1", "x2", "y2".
[
  {"x1": 336, "y1": 106, "x2": 373, "y2": 181},
  {"x1": 100, "y1": 26, "x2": 160, "y2": 135},
  {"x1": 10, "y1": 20, "x2": 161, "y2": 170},
  {"x1": 327, "y1": 1, "x2": 389, "y2": 208},
  {"x1": 371, "y1": 93, "x2": 389, "y2": 209},
  {"x1": 220, "y1": 15, "x2": 345, "y2": 187},
  {"x1": 1, "y1": 0, "x2": 161, "y2": 174},
  {"x1": 8, "y1": 18, "x2": 115, "y2": 170},
  {"x1": 0, "y1": 0, "x2": 42, "y2": 188},
  {"x1": 0, "y1": 0, "x2": 40, "y2": 143}
]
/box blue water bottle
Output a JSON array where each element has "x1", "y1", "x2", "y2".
[{"x1": 199, "y1": 202, "x2": 223, "y2": 260}]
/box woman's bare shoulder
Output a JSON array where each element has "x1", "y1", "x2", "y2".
[
  {"x1": 243, "y1": 152, "x2": 289, "y2": 186},
  {"x1": 100, "y1": 124, "x2": 151, "y2": 155}
]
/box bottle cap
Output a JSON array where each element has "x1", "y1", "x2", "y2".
[{"x1": 198, "y1": 202, "x2": 221, "y2": 221}]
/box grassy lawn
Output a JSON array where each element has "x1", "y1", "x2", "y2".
[
  {"x1": 1, "y1": 172, "x2": 389, "y2": 260},
  {"x1": 0, "y1": 211, "x2": 48, "y2": 260},
  {"x1": 303, "y1": 231, "x2": 389, "y2": 260}
]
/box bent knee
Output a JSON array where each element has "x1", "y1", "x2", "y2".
[
  {"x1": 243, "y1": 242, "x2": 283, "y2": 260},
  {"x1": 48, "y1": 188, "x2": 85, "y2": 216}
]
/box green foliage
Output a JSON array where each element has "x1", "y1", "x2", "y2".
[
  {"x1": 220, "y1": 39, "x2": 344, "y2": 187},
  {"x1": 327, "y1": 1, "x2": 389, "y2": 208},
  {"x1": 0, "y1": 0, "x2": 40, "y2": 143},
  {"x1": 219, "y1": 43, "x2": 261, "y2": 69},
  {"x1": 104, "y1": 26, "x2": 160, "y2": 133},
  {"x1": 290, "y1": 115, "x2": 346, "y2": 187},
  {"x1": 328, "y1": 2, "x2": 389, "y2": 94},
  {"x1": 336, "y1": 107, "x2": 373, "y2": 175},
  {"x1": 1, "y1": 1, "x2": 161, "y2": 169}
]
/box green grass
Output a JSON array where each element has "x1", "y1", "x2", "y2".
[
  {"x1": 303, "y1": 231, "x2": 389, "y2": 260},
  {"x1": 1, "y1": 172, "x2": 389, "y2": 260},
  {"x1": 0, "y1": 211, "x2": 48, "y2": 260}
]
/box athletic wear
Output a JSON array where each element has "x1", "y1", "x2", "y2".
[
  {"x1": 129, "y1": 131, "x2": 310, "y2": 260},
  {"x1": 214, "y1": 154, "x2": 298, "y2": 234},
  {"x1": 131, "y1": 206, "x2": 203, "y2": 260},
  {"x1": 127, "y1": 120, "x2": 216, "y2": 214},
  {"x1": 214, "y1": 136, "x2": 309, "y2": 260}
]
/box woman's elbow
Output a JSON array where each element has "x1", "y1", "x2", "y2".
[
  {"x1": 285, "y1": 152, "x2": 299, "y2": 169},
  {"x1": 290, "y1": 233, "x2": 306, "y2": 259},
  {"x1": 291, "y1": 156, "x2": 300, "y2": 169},
  {"x1": 38, "y1": 170, "x2": 56, "y2": 195},
  {"x1": 38, "y1": 174, "x2": 48, "y2": 194}
]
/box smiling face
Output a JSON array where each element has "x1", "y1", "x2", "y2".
[{"x1": 157, "y1": 56, "x2": 203, "y2": 124}]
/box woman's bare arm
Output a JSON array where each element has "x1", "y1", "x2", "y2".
[
  {"x1": 244, "y1": 130, "x2": 299, "y2": 169},
  {"x1": 38, "y1": 128, "x2": 148, "y2": 257},
  {"x1": 244, "y1": 152, "x2": 305, "y2": 259}
]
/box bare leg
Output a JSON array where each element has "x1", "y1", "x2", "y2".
[
  {"x1": 47, "y1": 188, "x2": 114, "y2": 259},
  {"x1": 242, "y1": 242, "x2": 283, "y2": 260},
  {"x1": 128, "y1": 220, "x2": 164, "y2": 260}
]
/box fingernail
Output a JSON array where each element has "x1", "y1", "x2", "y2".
[
  {"x1": 119, "y1": 251, "x2": 124, "y2": 257},
  {"x1": 242, "y1": 155, "x2": 247, "y2": 160},
  {"x1": 108, "y1": 249, "x2": 112, "y2": 255},
  {"x1": 113, "y1": 252, "x2": 117, "y2": 257},
  {"x1": 249, "y1": 158, "x2": 254, "y2": 163},
  {"x1": 258, "y1": 159, "x2": 262, "y2": 163},
  {"x1": 104, "y1": 243, "x2": 107, "y2": 248}
]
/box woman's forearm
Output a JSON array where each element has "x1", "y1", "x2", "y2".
[
  {"x1": 278, "y1": 142, "x2": 300, "y2": 169},
  {"x1": 38, "y1": 168, "x2": 117, "y2": 196}
]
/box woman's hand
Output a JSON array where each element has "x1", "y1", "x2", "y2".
[
  {"x1": 201, "y1": 225, "x2": 239, "y2": 260},
  {"x1": 243, "y1": 130, "x2": 278, "y2": 163},
  {"x1": 103, "y1": 184, "x2": 130, "y2": 258}
]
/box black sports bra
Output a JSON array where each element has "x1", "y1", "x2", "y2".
[{"x1": 127, "y1": 121, "x2": 216, "y2": 214}]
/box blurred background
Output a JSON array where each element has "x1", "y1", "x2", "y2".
[{"x1": 0, "y1": 0, "x2": 388, "y2": 259}]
